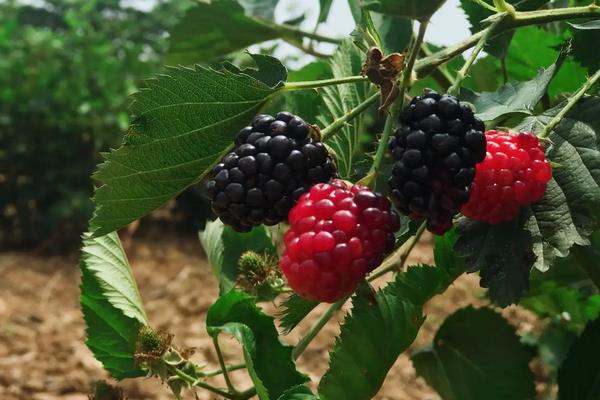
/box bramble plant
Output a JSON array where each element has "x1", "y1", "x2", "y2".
[{"x1": 80, "y1": 0, "x2": 600, "y2": 399}]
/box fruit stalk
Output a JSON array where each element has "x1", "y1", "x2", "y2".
[
  {"x1": 367, "y1": 20, "x2": 430, "y2": 183},
  {"x1": 321, "y1": 92, "x2": 380, "y2": 140},
  {"x1": 447, "y1": 14, "x2": 507, "y2": 96},
  {"x1": 538, "y1": 68, "x2": 600, "y2": 139}
]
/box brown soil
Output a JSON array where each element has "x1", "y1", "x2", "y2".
[{"x1": 0, "y1": 227, "x2": 539, "y2": 400}]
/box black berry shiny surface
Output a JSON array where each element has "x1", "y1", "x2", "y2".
[
  {"x1": 206, "y1": 112, "x2": 337, "y2": 232},
  {"x1": 388, "y1": 91, "x2": 486, "y2": 235}
]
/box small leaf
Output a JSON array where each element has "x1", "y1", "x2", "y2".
[
  {"x1": 80, "y1": 232, "x2": 148, "y2": 379},
  {"x1": 318, "y1": 0, "x2": 334, "y2": 23},
  {"x1": 568, "y1": 20, "x2": 600, "y2": 30},
  {"x1": 455, "y1": 216, "x2": 534, "y2": 307},
  {"x1": 286, "y1": 61, "x2": 332, "y2": 124},
  {"x1": 558, "y1": 317, "x2": 600, "y2": 400},
  {"x1": 223, "y1": 53, "x2": 287, "y2": 88},
  {"x1": 278, "y1": 294, "x2": 319, "y2": 334},
  {"x1": 199, "y1": 219, "x2": 276, "y2": 294},
  {"x1": 207, "y1": 290, "x2": 308, "y2": 400},
  {"x1": 317, "y1": 40, "x2": 371, "y2": 178},
  {"x1": 434, "y1": 230, "x2": 465, "y2": 276},
  {"x1": 318, "y1": 264, "x2": 458, "y2": 400},
  {"x1": 517, "y1": 96, "x2": 600, "y2": 271},
  {"x1": 90, "y1": 62, "x2": 281, "y2": 236},
  {"x1": 412, "y1": 307, "x2": 536, "y2": 400},
  {"x1": 571, "y1": 27, "x2": 600, "y2": 73},
  {"x1": 461, "y1": 49, "x2": 566, "y2": 121},
  {"x1": 167, "y1": 0, "x2": 283, "y2": 64},
  {"x1": 361, "y1": 0, "x2": 446, "y2": 20}
]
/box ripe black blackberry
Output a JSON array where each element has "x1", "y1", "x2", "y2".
[
  {"x1": 388, "y1": 91, "x2": 486, "y2": 234},
  {"x1": 206, "y1": 112, "x2": 337, "y2": 232}
]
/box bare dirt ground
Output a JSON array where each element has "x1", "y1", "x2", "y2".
[{"x1": 0, "y1": 225, "x2": 539, "y2": 400}]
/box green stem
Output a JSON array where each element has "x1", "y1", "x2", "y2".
[
  {"x1": 171, "y1": 367, "x2": 235, "y2": 399},
  {"x1": 284, "y1": 75, "x2": 368, "y2": 91},
  {"x1": 236, "y1": 388, "x2": 258, "y2": 400},
  {"x1": 321, "y1": 92, "x2": 379, "y2": 140},
  {"x1": 213, "y1": 336, "x2": 238, "y2": 394},
  {"x1": 292, "y1": 294, "x2": 349, "y2": 360},
  {"x1": 538, "y1": 68, "x2": 600, "y2": 138},
  {"x1": 415, "y1": 4, "x2": 600, "y2": 77},
  {"x1": 277, "y1": 24, "x2": 342, "y2": 44},
  {"x1": 470, "y1": 0, "x2": 497, "y2": 12},
  {"x1": 447, "y1": 14, "x2": 507, "y2": 96},
  {"x1": 368, "y1": 221, "x2": 427, "y2": 281},
  {"x1": 202, "y1": 363, "x2": 246, "y2": 378},
  {"x1": 366, "y1": 20, "x2": 429, "y2": 183}
]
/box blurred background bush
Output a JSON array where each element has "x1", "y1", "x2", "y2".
[{"x1": 0, "y1": 0, "x2": 188, "y2": 250}]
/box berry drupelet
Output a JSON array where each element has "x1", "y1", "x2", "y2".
[
  {"x1": 280, "y1": 180, "x2": 400, "y2": 303},
  {"x1": 388, "y1": 90, "x2": 486, "y2": 235},
  {"x1": 461, "y1": 131, "x2": 552, "y2": 224},
  {"x1": 206, "y1": 112, "x2": 337, "y2": 232}
]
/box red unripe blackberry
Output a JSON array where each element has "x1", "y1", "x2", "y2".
[
  {"x1": 461, "y1": 131, "x2": 552, "y2": 224},
  {"x1": 280, "y1": 180, "x2": 400, "y2": 303},
  {"x1": 206, "y1": 112, "x2": 337, "y2": 232},
  {"x1": 388, "y1": 90, "x2": 487, "y2": 235}
]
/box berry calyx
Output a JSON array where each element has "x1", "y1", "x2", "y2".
[
  {"x1": 388, "y1": 90, "x2": 487, "y2": 235},
  {"x1": 280, "y1": 180, "x2": 400, "y2": 303},
  {"x1": 206, "y1": 112, "x2": 337, "y2": 232},
  {"x1": 461, "y1": 130, "x2": 552, "y2": 224}
]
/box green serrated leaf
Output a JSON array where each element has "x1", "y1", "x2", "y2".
[
  {"x1": 361, "y1": 0, "x2": 446, "y2": 20},
  {"x1": 278, "y1": 294, "x2": 319, "y2": 334},
  {"x1": 80, "y1": 232, "x2": 147, "y2": 379},
  {"x1": 277, "y1": 385, "x2": 318, "y2": 400},
  {"x1": 286, "y1": 61, "x2": 332, "y2": 124},
  {"x1": 434, "y1": 230, "x2": 466, "y2": 276},
  {"x1": 318, "y1": 40, "x2": 371, "y2": 178},
  {"x1": 412, "y1": 307, "x2": 536, "y2": 400},
  {"x1": 199, "y1": 219, "x2": 276, "y2": 294},
  {"x1": 455, "y1": 216, "x2": 534, "y2": 307},
  {"x1": 223, "y1": 53, "x2": 288, "y2": 88},
  {"x1": 167, "y1": 0, "x2": 283, "y2": 64},
  {"x1": 370, "y1": 13, "x2": 413, "y2": 54},
  {"x1": 517, "y1": 96, "x2": 600, "y2": 271},
  {"x1": 90, "y1": 63, "x2": 281, "y2": 236},
  {"x1": 318, "y1": 264, "x2": 457, "y2": 400},
  {"x1": 558, "y1": 317, "x2": 600, "y2": 400},
  {"x1": 461, "y1": 49, "x2": 566, "y2": 121},
  {"x1": 207, "y1": 290, "x2": 308, "y2": 400},
  {"x1": 572, "y1": 27, "x2": 600, "y2": 73}
]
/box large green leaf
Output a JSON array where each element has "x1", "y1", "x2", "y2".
[
  {"x1": 461, "y1": 50, "x2": 565, "y2": 121},
  {"x1": 411, "y1": 307, "x2": 536, "y2": 400},
  {"x1": 361, "y1": 0, "x2": 446, "y2": 20},
  {"x1": 571, "y1": 25, "x2": 600, "y2": 73},
  {"x1": 505, "y1": 26, "x2": 587, "y2": 98},
  {"x1": 518, "y1": 96, "x2": 600, "y2": 271},
  {"x1": 318, "y1": 264, "x2": 458, "y2": 400},
  {"x1": 317, "y1": 40, "x2": 371, "y2": 178},
  {"x1": 455, "y1": 216, "x2": 534, "y2": 307},
  {"x1": 90, "y1": 61, "x2": 282, "y2": 236},
  {"x1": 286, "y1": 61, "x2": 332, "y2": 125},
  {"x1": 206, "y1": 290, "x2": 308, "y2": 400},
  {"x1": 199, "y1": 219, "x2": 276, "y2": 294},
  {"x1": 558, "y1": 317, "x2": 600, "y2": 400},
  {"x1": 167, "y1": 0, "x2": 287, "y2": 65},
  {"x1": 80, "y1": 232, "x2": 148, "y2": 379}
]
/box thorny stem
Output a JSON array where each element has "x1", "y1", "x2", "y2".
[
  {"x1": 284, "y1": 75, "x2": 368, "y2": 91},
  {"x1": 202, "y1": 363, "x2": 246, "y2": 378},
  {"x1": 415, "y1": 4, "x2": 600, "y2": 77},
  {"x1": 368, "y1": 221, "x2": 428, "y2": 281},
  {"x1": 213, "y1": 336, "x2": 238, "y2": 394},
  {"x1": 538, "y1": 68, "x2": 600, "y2": 139},
  {"x1": 447, "y1": 14, "x2": 508, "y2": 96},
  {"x1": 367, "y1": 20, "x2": 430, "y2": 183},
  {"x1": 292, "y1": 294, "x2": 349, "y2": 360},
  {"x1": 321, "y1": 92, "x2": 380, "y2": 140}
]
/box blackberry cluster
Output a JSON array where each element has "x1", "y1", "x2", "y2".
[
  {"x1": 461, "y1": 131, "x2": 552, "y2": 224},
  {"x1": 281, "y1": 180, "x2": 400, "y2": 302},
  {"x1": 206, "y1": 112, "x2": 337, "y2": 232},
  {"x1": 388, "y1": 91, "x2": 486, "y2": 234}
]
